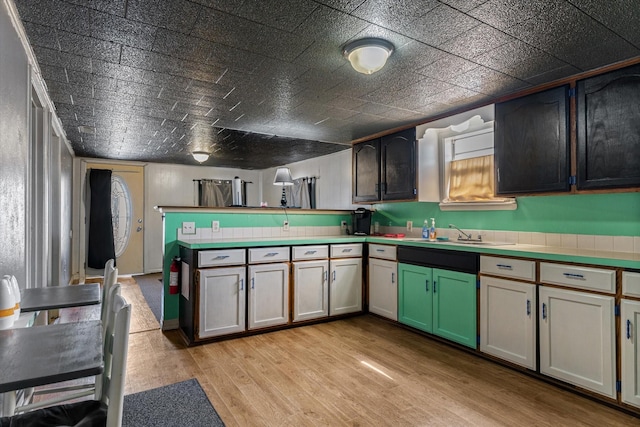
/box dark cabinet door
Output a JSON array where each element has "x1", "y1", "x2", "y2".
[
  {"x1": 495, "y1": 85, "x2": 570, "y2": 195},
  {"x1": 577, "y1": 63, "x2": 640, "y2": 190},
  {"x1": 381, "y1": 128, "x2": 416, "y2": 201},
  {"x1": 352, "y1": 140, "x2": 380, "y2": 203}
]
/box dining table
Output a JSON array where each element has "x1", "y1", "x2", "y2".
[
  {"x1": 20, "y1": 283, "x2": 101, "y2": 312},
  {"x1": 0, "y1": 320, "x2": 103, "y2": 416}
]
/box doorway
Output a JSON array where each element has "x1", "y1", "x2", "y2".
[{"x1": 85, "y1": 162, "x2": 144, "y2": 275}]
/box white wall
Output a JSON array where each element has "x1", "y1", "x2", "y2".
[
  {"x1": 261, "y1": 149, "x2": 361, "y2": 210},
  {"x1": 145, "y1": 163, "x2": 261, "y2": 272}
]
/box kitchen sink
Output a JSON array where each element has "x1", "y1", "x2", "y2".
[{"x1": 399, "y1": 237, "x2": 515, "y2": 246}]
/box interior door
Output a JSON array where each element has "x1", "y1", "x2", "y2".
[{"x1": 85, "y1": 162, "x2": 144, "y2": 275}]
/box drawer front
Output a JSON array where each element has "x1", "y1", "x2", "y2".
[
  {"x1": 248, "y1": 247, "x2": 290, "y2": 264},
  {"x1": 540, "y1": 262, "x2": 615, "y2": 293},
  {"x1": 623, "y1": 271, "x2": 640, "y2": 297},
  {"x1": 292, "y1": 245, "x2": 329, "y2": 261},
  {"x1": 330, "y1": 243, "x2": 363, "y2": 258},
  {"x1": 480, "y1": 256, "x2": 535, "y2": 281},
  {"x1": 369, "y1": 244, "x2": 397, "y2": 261},
  {"x1": 198, "y1": 249, "x2": 246, "y2": 267}
]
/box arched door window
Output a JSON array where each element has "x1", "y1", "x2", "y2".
[{"x1": 111, "y1": 175, "x2": 132, "y2": 258}]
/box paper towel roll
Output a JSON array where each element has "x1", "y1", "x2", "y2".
[{"x1": 232, "y1": 177, "x2": 242, "y2": 206}]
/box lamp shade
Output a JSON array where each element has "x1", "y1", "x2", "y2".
[
  {"x1": 273, "y1": 167, "x2": 294, "y2": 186},
  {"x1": 192, "y1": 151, "x2": 209, "y2": 163},
  {"x1": 343, "y1": 38, "x2": 394, "y2": 75}
]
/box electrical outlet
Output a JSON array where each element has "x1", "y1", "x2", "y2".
[
  {"x1": 283, "y1": 220, "x2": 290, "y2": 231},
  {"x1": 406, "y1": 221, "x2": 413, "y2": 231},
  {"x1": 212, "y1": 220, "x2": 220, "y2": 232},
  {"x1": 181, "y1": 222, "x2": 196, "y2": 235},
  {"x1": 341, "y1": 220, "x2": 347, "y2": 230}
]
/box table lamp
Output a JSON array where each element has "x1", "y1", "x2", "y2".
[{"x1": 273, "y1": 167, "x2": 294, "y2": 207}]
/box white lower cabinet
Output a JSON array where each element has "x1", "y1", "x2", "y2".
[
  {"x1": 480, "y1": 276, "x2": 536, "y2": 370},
  {"x1": 330, "y1": 258, "x2": 362, "y2": 316},
  {"x1": 248, "y1": 263, "x2": 289, "y2": 330},
  {"x1": 197, "y1": 266, "x2": 246, "y2": 339},
  {"x1": 292, "y1": 260, "x2": 329, "y2": 322},
  {"x1": 622, "y1": 299, "x2": 640, "y2": 409},
  {"x1": 539, "y1": 286, "x2": 616, "y2": 398},
  {"x1": 368, "y1": 258, "x2": 397, "y2": 321}
]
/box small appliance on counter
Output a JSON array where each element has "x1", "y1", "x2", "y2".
[{"x1": 352, "y1": 208, "x2": 372, "y2": 235}]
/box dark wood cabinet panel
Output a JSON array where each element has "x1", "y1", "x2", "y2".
[
  {"x1": 352, "y1": 140, "x2": 380, "y2": 203},
  {"x1": 495, "y1": 85, "x2": 570, "y2": 195},
  {"x1": 577, "y1": 63, "x2": 640, "y2": 189},
  {"x1": 353, "y1": 128, "x2": 416, "y2": 203},
  {"x1": 381, "y1": 128, "x2": 416, "y2": 200}
]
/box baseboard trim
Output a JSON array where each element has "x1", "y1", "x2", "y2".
[{"x1": 162, "y1": 318, "x2": 179, "y2": 331}]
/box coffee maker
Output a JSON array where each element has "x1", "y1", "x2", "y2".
[{"x1": 351, "y1": 208, "x2": 372, "y2": 235}]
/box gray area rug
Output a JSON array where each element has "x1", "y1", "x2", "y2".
[
  {"x1": 134, "y1": 273, "x2": 162, "y2": 323},
  {"x1": 122, "y1": 379, "x2": 225, "y2": 427}
]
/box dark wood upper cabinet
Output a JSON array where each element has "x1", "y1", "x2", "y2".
[
  {"x1": 577, "y1": 63, "x2": 640, "y2": 190},
  {"x1": 495, "y1": 85, "x2": 570, "y2": 195},
  {"x1": 352, "y1": 128, "x2": 416, "y2": 203},
  {"x1": 352, "y1": 140, "x2": 380, "y2": 203}
]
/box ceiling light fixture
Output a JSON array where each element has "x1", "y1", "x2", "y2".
[
  {"x1": 192, "y1": 151, "x2": 210, "y2": 163},
  {"x1": 343, "y1": 38, "x2": 394, "y2": 75}
]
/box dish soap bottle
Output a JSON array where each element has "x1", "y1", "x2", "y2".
[
  {"x1": 422, "y1": 220, "x2": 430, "y2": 239},
  {"x1": 429, "y1": 218, "x2": 437, "y2": 241}
]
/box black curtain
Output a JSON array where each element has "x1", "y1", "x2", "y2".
[{"x1": 87, "y1": 169, "x2": 116, "y2": 269}]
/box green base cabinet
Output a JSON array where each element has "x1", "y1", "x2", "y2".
[
  {"x1": 398, "y1": 263, "x2": 433, "y2": 332},
  {"x1": 398, "y1": 263, "x2": 477, "y2": 348}
]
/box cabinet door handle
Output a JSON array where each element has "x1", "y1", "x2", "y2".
[
  {"x1": 496, "y1": 264, "x2": 513, "y2": 270},
  {"x1": 526, "y1": 299, "x2": 530, "y2": 316},
  {"x1": 251, "y1": 277, "x2": 255, "y2": 289},
  {"x1": 333, "y1": 271, "x2": 336, "y2": 282},
  {"x1": 628, "y1": 319, "x2": 632, "y2": 340},
  {"x1": 239, "y1": 278, "x2": 244, "y2": 291},
  {"x1": 324, "y1": 271, "x2": 328, "y2": 282},
  {"x1": 562, "y1": 272, "x2": 585, "y2": 280},
  {"x1": 433, "y1": 281, "x2": 437, "y2": 293},
  {"x1": 542, "y1": 303, "x2": 547, "y2": 319},
  {"x1": 391, "y1": 272, "x2": 395, "y2": 284},
  {"x1": 425, "y1": 280, "x2": 429, "y2": 292}
]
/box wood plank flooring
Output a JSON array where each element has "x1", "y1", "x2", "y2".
[{"x1": 122, "y1": 276, "x2": 640, "y2": 426}]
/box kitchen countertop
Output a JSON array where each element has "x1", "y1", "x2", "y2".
[{"x1": 178, "y1": 236, "x2": 640, "y2": 269}]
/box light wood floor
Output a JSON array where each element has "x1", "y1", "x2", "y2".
[{"x1": 115, "y1": 276, "x2": 640, "y2": 427}]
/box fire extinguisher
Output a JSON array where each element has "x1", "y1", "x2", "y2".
[{"x1": 169, "y1": 256, "x2": 180, "y2": 295}]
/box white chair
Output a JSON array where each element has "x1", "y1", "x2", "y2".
[
  {"x1": 16, "y1": 283, "x2": 123, "y2": 411},
  {"x1": 5, "y1": 294, "x2": 131, "y2": 427},
  {"x1": 102, "y1": 259, "x2": 119, "y2": 329}
]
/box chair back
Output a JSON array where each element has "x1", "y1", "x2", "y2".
[
  {"x1": 101, "y1": 259, "x2": 119, "y2": 327},
  {"x1": 100, "y1": 293, "x2": 130, "y2": 427}
]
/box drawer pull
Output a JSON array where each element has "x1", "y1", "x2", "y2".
[
  {"x1": 239, "y1": 278, "x2": 244, "y2": 291},
  {"x1": 628, "y1": 319, "x2": 632, "y2": 340},
  {"x1": 376, "y1": 248, "x2": 385, "y2": 252},
  {"x1": 391, "y1": 272, "x2": 395, "y2": 284},
  {"x1": 342, "y1": 248, "x2": 353, "y2": 253},
  {"x1": 425, "y1": 280, "x2": 429, "y2": 292},
  {"x1": 264, "y1": 252, "x2": 279, "y2": 257},
  {"x1": 304, "y1": 250, "x2": 317, "y2": 255},
  {"x1": 542, "y1": 303, "x2": 547, "y2": 319},
  {"x1": 213, "y1": 255, "x2": 230, "y2": 260},
  {"x1": 562, "y1": 272, "x2": 585, "y2": 280},
  {"x1": 496, "y1": 264, "x2": 513, "y2": 270},
  {"x1": 526, "y1": 299, "x2": 530, "y2": 316}
]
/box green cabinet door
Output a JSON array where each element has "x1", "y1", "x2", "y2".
[
  {"x1": 398, "y1": 263, "x2": 432, "y2": 333},
  {"x1": 432, "y1": 268, "x2": 477, "y2": 348}
]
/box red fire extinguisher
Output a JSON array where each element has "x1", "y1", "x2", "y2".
[{"x1": 169, "y1": 256, "x2": 180, "y2": 295}]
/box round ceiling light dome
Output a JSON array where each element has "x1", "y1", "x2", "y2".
[
  {"x1": 343, "y1": 38, "x2": 394, "y2": 75},
  {"x1": 192, "y1": 151, "x2": 210, "y2": 163}
]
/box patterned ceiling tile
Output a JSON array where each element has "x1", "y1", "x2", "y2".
[{"x1": 14, "y1": 0, "x2": 640, "y2": 168}]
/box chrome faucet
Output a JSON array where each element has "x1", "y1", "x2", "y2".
[{"x1": 448, "y1": 224, "x2": 480, "y2": 241}]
